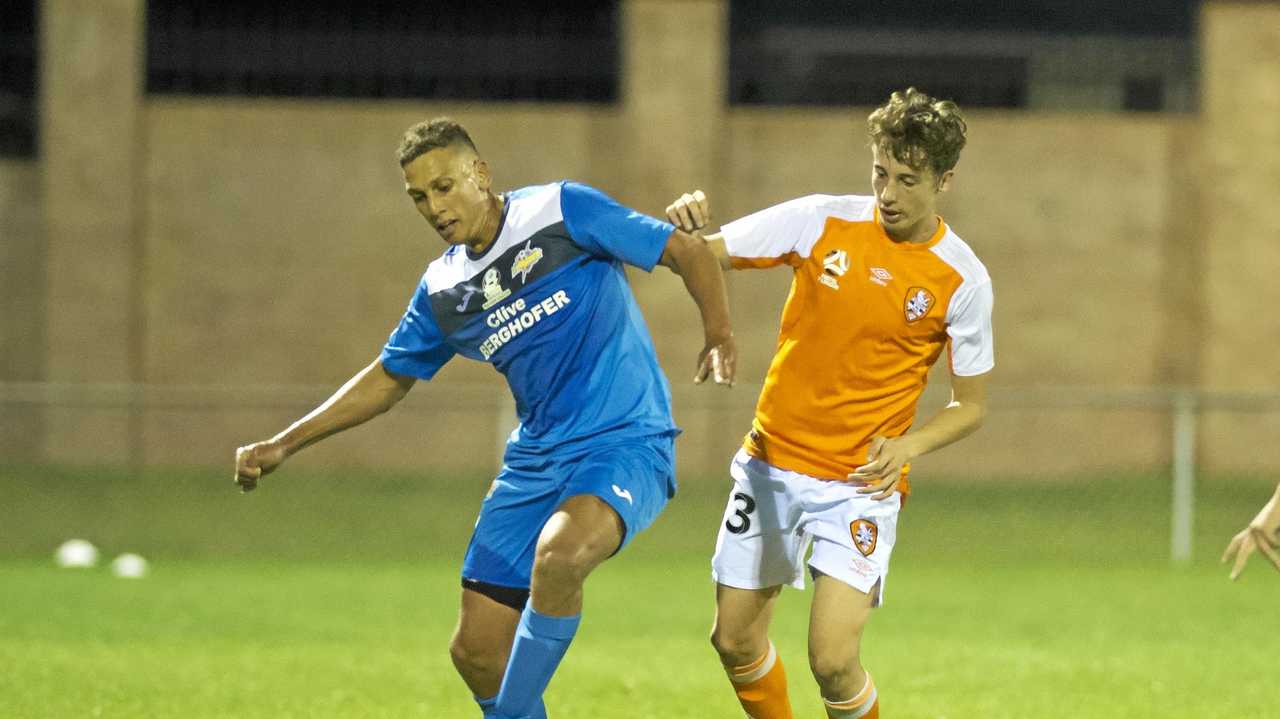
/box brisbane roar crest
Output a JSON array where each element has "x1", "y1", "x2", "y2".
[
  {"x1": 850, "y1": 519, "x2": 878, "y2": 557},
  {"x1": 904, "y1": 286, "x2": 935, "y2": 323}
]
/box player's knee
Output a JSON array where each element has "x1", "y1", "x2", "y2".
[
  {"x1": 449, "y1": 632, "x2": 503, "y2": 679},
  {"x1": 808, "y1": 646, "x2": 860, "y2": 690},
  {"x1": 532, "y1": 541, "x2": 592, "y2": 589},
  {"x1": 709, "y1": 623, "x2": 762, "y2": 667}
]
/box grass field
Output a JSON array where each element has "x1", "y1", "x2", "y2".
[{"x1": 3, "y1": 464, "x2": 1278, "y2": 718}]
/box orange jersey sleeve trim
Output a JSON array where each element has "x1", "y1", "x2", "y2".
[{"x1": 730, "y1": 253, "x2": 800, "y2": 270}]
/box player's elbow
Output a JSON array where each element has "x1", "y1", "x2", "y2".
[
  {"x1": 659, "y1": 231, "x2": 703, "y2": 275},
  {"x1": 374, "y1": 363, "x2": 415, "y2": 406},
  {"x1": 968, "y1": 401, "x2": 988, "y2": 431},
  {"x1": 947, "y1": 398, "x2": 987, "y2": 431}
]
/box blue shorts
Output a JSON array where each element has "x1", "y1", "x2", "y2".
[{"x1": 460, "y1": 434, "x2": 676, "y2": 591}]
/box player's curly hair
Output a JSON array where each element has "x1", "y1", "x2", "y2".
[
  {"x1": 867, "y1": 88, "x2": 967, "y2": 178},
  {"x1": 396, "y1": 117, "x2": 478, "y2": 166}
]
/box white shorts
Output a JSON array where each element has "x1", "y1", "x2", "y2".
[{"x1": 711, "y1": 449, "x2": 901, "y2": 605}]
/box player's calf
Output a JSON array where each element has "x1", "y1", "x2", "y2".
[{"x1": 451, "y1": 587, "x2": 522, "y2": 697}]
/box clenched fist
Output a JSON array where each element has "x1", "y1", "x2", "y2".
[
  {"x1": 234, "y1": 440, "x2": 288, "y2": 493},
  {"x1": 665, "y1": 190, "x2": 710, "y2": 233}
]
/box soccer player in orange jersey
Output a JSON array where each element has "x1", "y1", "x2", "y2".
[{"x1": 665, "y1": 88, "x2": 993, "y2": 719}]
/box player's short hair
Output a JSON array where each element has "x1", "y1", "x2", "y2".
[
  {"x1": 396, "y1": 117, "x2": 478, "y2": 166},
  {"x1": 867, "y1": 87, "x2": 967, "y2": 178}
]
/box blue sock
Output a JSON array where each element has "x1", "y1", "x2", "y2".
[
  {"x1": 494, "y1": 606, "x2": 581, "y2": 717},
  {"x1": 477, "y1": 694, "x2": 546, "y2": 719}
]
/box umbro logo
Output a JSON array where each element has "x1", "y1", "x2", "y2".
[
  {"x1": 612, "y1": 484, "x2": 634, "y2": 505},
  {"x1": 869, "y1": 267, "x2": 892, "y2": 286}
]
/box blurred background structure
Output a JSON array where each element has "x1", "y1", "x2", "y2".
[{"x1": 2, "y1": 1, "x2": 1279, "y2": 559}]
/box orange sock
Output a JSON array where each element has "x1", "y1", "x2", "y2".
[
  {"x1": 726, "y1": 641, "x2": 793, "y2": 719},
  {"x1": 823, "y1": 673, "x2": 879, "y2": 718}
]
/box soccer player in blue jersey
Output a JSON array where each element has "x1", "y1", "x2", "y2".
[{"x1": 233, "y1": 118, "x2": 735, "y2": 718}]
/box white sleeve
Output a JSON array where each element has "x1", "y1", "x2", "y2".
[
  {"x1": 720, "y1": 195, "x2": 830, "y2": 268},
  {"x1": 946, "y1": 278, "x2": 995, "y2": 376}
]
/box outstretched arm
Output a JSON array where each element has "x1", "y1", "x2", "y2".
[
  {"x1": 234, "y1": 359, "x2": 416, "y2": 492},
  {"x1": 850, "y1": 371, "x2": 989, "y2": 500},
  {"x1": 657, "y1": 229, "x2": 736, "y2": 386},
  {"x1": 1222, "y1": 482, "x2": 1280, "y2": 580}
]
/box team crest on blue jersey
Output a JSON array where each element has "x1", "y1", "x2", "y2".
[
  {"x1": 481, "y1": 267, "x2": 512, "y2": 310},
  {"x1": 511, "y1": 240, "x2": 544, "y2": 285}
]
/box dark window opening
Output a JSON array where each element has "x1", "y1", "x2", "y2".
[
  {"x1": 731, "y1": 51, "x2": 1029, "y2": 108},
  {"x1": 1124, "y1": 76, "x2": 1165, "y2": 112},
  {"x1": 146, "y1": 0, "x2": 620, "y2": 103},
  {"x1": 0, "y1": 0, "x2": 38, "y2": 158}
]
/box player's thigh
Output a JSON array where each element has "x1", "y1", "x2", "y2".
[
  {"x1": 807, "y1": 572, "x2": 875, "y2": 667},
  {"x1": 534, "y1": 493, "x2": 626, "y2": 579},
  {"x1": 552, "y1": 434, "x2": 677, "y2": 563},
  {"x1": 712, "y1": 450, "x2": 809, "y2": 591}
]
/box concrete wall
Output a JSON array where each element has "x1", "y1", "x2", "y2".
[
  {"x1": 0, "y1": 160, "x2": 45, "y2": 458},
  {"x1": 39, "y1": 0, "x2": 145, "y2": 464},
  {"x1": 1199, "y1": 1, "x2": 1280, "y2": 473}
]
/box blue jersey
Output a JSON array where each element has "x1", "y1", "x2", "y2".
[{"x1": 380, "y1": 181, "x2": 680, "y2": 462}]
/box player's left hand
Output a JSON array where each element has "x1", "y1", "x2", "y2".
[
  {"x1": 695, "y1": 334, "x2": 737, "y2": 387},
  {"x1": 850, "y1": 435, "x2": 914, "y2": 500},
  {"x1": 1221, "y1": 495, "x2": 1280, "y2": 580}
]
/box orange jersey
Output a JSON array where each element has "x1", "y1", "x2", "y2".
[{"x1": 721, "y1": 194, "x2": 994, "y2": 494}]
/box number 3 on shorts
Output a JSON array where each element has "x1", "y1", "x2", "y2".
[{"x1": 724, "y1": 492, "x2": 756, "y2": 534}]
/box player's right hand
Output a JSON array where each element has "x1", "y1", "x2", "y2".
[
  {"x1": 234, "y1": 440, "x2": 288, "y2": 493},
  {"x1": 666, "y1": 190, "x2": 710, "y2": 232},
  {"x1": 695, "y1": 334, "x2": 737, "y2": 387}
]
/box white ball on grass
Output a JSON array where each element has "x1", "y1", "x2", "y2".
[
  {"x1": 111, "y1": 553, "x2": 149, "y2": 579},
  {"x1": 54, "y1": 539, "x2": 99, "y2": 568}
]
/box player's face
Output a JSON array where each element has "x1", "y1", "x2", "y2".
[
  {"x1": 871, "y1": 142, "x2": 952, "y2": 243},
  {"x1": 402, "y1": 145, "x2": 494, "y2": 247}
]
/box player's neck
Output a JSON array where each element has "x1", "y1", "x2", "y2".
[
  {"x1": 884, "y1": 215, "x2": 940, "y2": 245},
  {"x1": 465, "y1": 193, "x2": 506, "y2": 254}
]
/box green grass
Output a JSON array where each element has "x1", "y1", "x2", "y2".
[{"x1": 2, "y1": 464, "x2": 1278, "y2": 718}]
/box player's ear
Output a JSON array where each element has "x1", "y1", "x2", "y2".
[
  {"x1": 473, "y1": 158, "x2": 493, "y2": 192},
  {"x1": 935, "y1": 170, "x2": 954, "y2": 194}
]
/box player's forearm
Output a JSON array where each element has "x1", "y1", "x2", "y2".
[
  {"x1": 272, "y1": 360, "x2": 414, "y2": 457},
  {"x1": 899, "y1": 399, "x2": 986, "y2": 460},
  {"x1": 665, "y1": 231, "x2": 733, "y2": 342}
]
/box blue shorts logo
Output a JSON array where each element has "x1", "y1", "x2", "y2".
[{"x1": 611, "y1": 484, "x2": 634, "y2": 505}]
